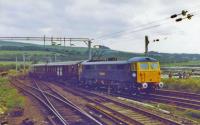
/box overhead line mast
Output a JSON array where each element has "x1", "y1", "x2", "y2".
[{"x1": 0, "y1": 36, "x2": 93, "y2": 60}]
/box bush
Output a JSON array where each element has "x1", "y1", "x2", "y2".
[{"x1": 162, "y1": 78, "x2": 200, "y2": 93}]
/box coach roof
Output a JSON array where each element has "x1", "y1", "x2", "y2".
[{"x1": 32, "y1": 61, "x2": 82, "y2": 67}]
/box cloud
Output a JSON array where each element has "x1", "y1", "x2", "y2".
[{"x1": 0, "y1": 0, "x2": 200, "y2": 53}]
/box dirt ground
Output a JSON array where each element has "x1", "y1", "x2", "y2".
[
  {"x1": 6, "y1": 86, "x2": 48, "y2": 125},
  {"x1": 49, "y1": 83, "x2": 88, "y2": 108}
]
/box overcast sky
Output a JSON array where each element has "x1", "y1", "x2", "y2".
[{"x1": 0, "y1": 0, "x2": 200, "y2": 53}]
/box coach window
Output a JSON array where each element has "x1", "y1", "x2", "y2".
[
  {"x1": 60, "y1": 67, "x2": 63, "y2": 76},
  {"x1": 57, "y1": 67, "x2": 60, "y2": 76}
]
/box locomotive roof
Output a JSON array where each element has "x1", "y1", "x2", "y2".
[
  {"x1": 32, "y1": 61, "x2": 82, "y2": 67},
  {"x1": 82, "y1": 57, "x2": 158, "y2": 65},
  {"x1": 127, "y1": 57, "x2": 157, "y2": 62},
  {"x1": 81, "y1": 60, "x2": 127, "y2": 65}
]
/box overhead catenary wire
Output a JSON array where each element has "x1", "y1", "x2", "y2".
[
  {"x1": 98, "y1": 20, "x2": 173, "y2": 41},
  {"x1": 96, "y1": 17, "x2": 170, "y2": 39},
  {"x1": 95, "y1": 8, "x2": 200, "y2": 41},
  {"x1": 97, "y1": 9, "x2": 200, "y2": 51}
]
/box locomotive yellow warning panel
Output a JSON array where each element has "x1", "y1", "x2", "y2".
[{"x1": 136, "y1": 62, "x2": 161, "y2": 83}]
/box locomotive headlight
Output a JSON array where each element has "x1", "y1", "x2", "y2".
[
  {"x1": 159, "y1": 82, "x2": 164, "y2": 88},
  {"x1": 132, "y1": 73, "x2": 136, "y2": 77},
  {"x1": 142, "y1": 83, "x2": 148, "y2": 89}
]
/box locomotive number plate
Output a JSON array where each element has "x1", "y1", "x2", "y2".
[{"x1": 99, "y1": 72, "x2": 106, "y2": 76}]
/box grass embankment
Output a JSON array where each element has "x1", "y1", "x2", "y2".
[
  {"x1": 0, "y1": 77, "x2": 25, "y2": 114},
  {"x1": 162, "y1": 78, "x2": 200, "y2": 93},
  {"x1": 157, "y1": 103, "x2": 200, "y2": 123},
  {"x1": 0, "y1": 61, "x2": 30, "y2": 71}
]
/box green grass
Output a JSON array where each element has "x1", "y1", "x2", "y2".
[
  {"x1": 0, "y1": 77, "x2": 25, "y2": 112},
  {"x1": 0, "y1": 61, "x2": 30, "y2": 71},
  {"x1": 0, "y1": 50, "x2": 49, "y2": 54},
  {"x1": 0, "y1": 61, "x2": 31, "y2": 65},
  {"x1": 162, "y1": 78, "x2": 200, "y2": 93},
  {"x1": 156, "y1": 103, "x2": 200, "y2": 123}
]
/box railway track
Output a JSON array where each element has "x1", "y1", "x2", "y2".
[
  {"x1": 144, "y1": 93, "x2": 200, "y2": 109},
  {"x1": 41, "y1": 81, "x2": 139, "y2": 125},
  {"x1": 102, "y1": 88, "x2": 200, "y2": 111},
  {"x1": 12, "y1": 79, "x2": 102, "y2": 125},
  {"x1": 50, "y1": 82, "x2": 183, "y2": 125},
  {"x1": 17, "y1": 79, "x2": 132, "y2": 125},
  {"x1": 111, "y1": 91, "x2": 200, "y2": 111},
  {"x1": 130, "y1": 89, "x2": 200, "y2": 110},
  {"x1": 156, "y1": 89, "x2": 200, "y2": 101},
  {"x1": 14, "y1": 78, "x2": 198, "y2": 124}
]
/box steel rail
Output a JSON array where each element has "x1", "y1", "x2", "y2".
[
  {"x1": 156, "y1": 89, "x2": 200, "y2": 101},
  {"x1": 70, "y1": 88, "x2": 182, "y2": 125},
  {"x1": 37, "y1": 81, "x2": 103, "y2": 125},
  {"x1": 11, "y1": 81, "x2": 68, "y2": 125},
  {"x1": 17, "y1": 79, "x2": 103, "y2": 125},
  {"x1": 33, "y1": 80, "x2": 69, "y2": 125}
]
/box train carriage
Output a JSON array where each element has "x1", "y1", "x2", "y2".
[
  {"x1": 30, "y1": 57, "x2": 163, "y2": 93},
  {"x1": 80, "y1": 57, "x2": 163, "y2": 93},
  {"x1": 31, "y1": 61, "x2": 81, "y2": 81}
]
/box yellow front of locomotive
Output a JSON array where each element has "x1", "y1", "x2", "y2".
[{"x1": 136, "y1": 61, "x2": 163, "y2": 91}]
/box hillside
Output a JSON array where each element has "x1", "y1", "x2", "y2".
[
  {"x1": 0, "y1": 40, "x2": 140, "y2": 62},
  {"x1": 1, "y1": 41, "x2": 200, "y2": 66}
]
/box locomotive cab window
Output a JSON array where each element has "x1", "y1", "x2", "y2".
[
  {"x1": 139, "y1": 63, "x2": 149, "y2": 70},
  {"x1": 131, "y1": 63, "x2": 136, "y2": 71},
  {"x1": 150, "y1": 62, "x2": 159, "y2": 70}
]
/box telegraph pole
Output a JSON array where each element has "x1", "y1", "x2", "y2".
[
  {"x1": 23, "y1": 54, "x2": 25, "y2": 73},
  {"x1": 88, "y1": 40, "x2": 92, "y2": 60},
  {"x1": 54, "y1": 54, "x2": 57, "y2": 62},
  {"x1": 15, "y1": 56, "x2": 18, "y2": 72},
  {"x1": 43, "y1": 35, "x2": 46, "y2": 48},
  {"x1": 145, "y1": 35, "x2": 149, "y2": 56},
  {"x1": 64, "y1": 37, "x2": 66, "y2": 47}
]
